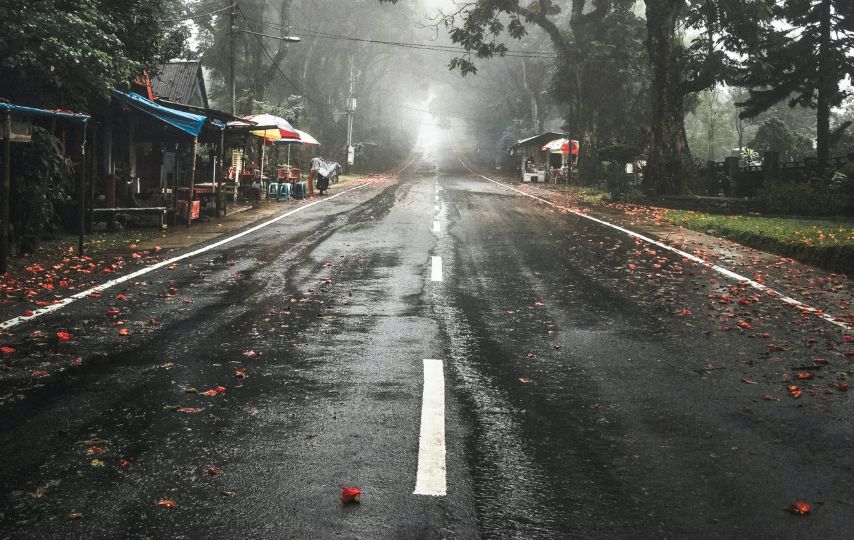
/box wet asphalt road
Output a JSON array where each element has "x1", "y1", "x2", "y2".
[{"x1": 1, "y1": 135, "x2": 854, "y2": 539}]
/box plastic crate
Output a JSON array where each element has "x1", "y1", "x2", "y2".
[{"x1": 176, "y1": 200, "x2": 200, "y2": 220}]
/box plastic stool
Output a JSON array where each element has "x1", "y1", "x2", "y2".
[
  {"x1": 292, "y1": 181, "x2": 308, "y2": 200},
  {"x1": 278, "y1": 182, "x2": 291, "y2": 201}
]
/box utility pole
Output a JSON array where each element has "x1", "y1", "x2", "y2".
[
  {"x1": 230, "y1": 2, "x2": 237, "y2": 115},
  {"x1": 1, "y1": 111, "x2": 10, "y2": 275},
  {"x1": 345, "y1": 57, "x2": 356, "y2": 173}
]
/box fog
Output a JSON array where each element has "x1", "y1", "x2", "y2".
[{"x1": 187, "y1": 0, "x2": 559, "y2": 170}]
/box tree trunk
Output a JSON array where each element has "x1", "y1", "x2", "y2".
[
  {"x1": 707, "y1": 96, "x2": 714, "y2": 161},
  {"x1": 520, "y1": 58, "x2": 542, "y2": 133},
  {"x1": 645, "y1": 0, "x2": 692, "y2": 194},
  {"x1": 815, "y1": 0, "x2": 832, "y2": 170},
  {"x1": 578, "y1": 122, "x2": 600, "y2": 185}
]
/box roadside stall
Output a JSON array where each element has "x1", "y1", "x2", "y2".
[
  {"x1": 509, "y1": 131, "x2": 563, "y2": 183},
  {"x1": 107, "y1": 90, "x2": 207, "y2": 226},
  {"x1": 273, "y1": 129, "x2": 320, "y2": 197},
  {"x1": 155, "y1": 99, "x2": 250, "y2": 217},
  {"x1": 242, "y1": 114, "x2": 300, "y2": 200},
  {"x1": 541, "y1": 138, "x2": 580, "y2": 183},
  {"x1": 0, "y1": 102, "x2": 90, "y2": 272}
]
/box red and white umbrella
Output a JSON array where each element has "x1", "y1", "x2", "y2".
[
  {"x1": 542, "y1": 138, "x2": 580, "y2": 155},
  {"x1": 542, "y1": 138, "x2": 568, "y2": 152},
  {"x1": 244, "y1": 113, "x2": 300, "y2": 140},
  {"x1": 273, "y1": 129, "x2": 321, "y2": 167},
  {"x1": 274, "y1": 129, "x2": 320, "y2": 145}
]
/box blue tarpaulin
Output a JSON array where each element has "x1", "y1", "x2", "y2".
[
  {"x1": 0, "y1": 102, "x2": 90, "y2": 124},
  {"x1": 112, "y1": 89, "x2": 206, "y2": 137}
]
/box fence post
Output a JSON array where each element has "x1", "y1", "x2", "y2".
[
  {"x1": 724, "y1": 156, "x2": 739, "y2": 197},
  {"x1": 705, "y1": 161, "x2": 718, "y2": 195},
  {"x1": 762, "y1": 151, "x2": 779, "y2": 187}
]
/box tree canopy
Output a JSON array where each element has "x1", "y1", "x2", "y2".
[
  {"x1": 0, "y1": 0, "x2": 187, "y2": 112},
  {"x1": 739, "y1": 0, "x2": 854, "y2": 168}
]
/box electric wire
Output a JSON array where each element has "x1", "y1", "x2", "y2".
[
  {"x1": 235, "y1": 6, "x2": 326, "y2": 109},
  {"x1": 292, "y1": 29, "x2": 558, "y2": 59},
  {"x1": 239, "y1": 16, "x2": 558, "y2": 59}
]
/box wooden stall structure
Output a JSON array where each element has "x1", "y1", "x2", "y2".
[
  {"x1": 509, "y1": 131, "x2": 564, "y2": 183},
  {"x1": 0, "y1": 102, "x2": 90, "y2": 272}
]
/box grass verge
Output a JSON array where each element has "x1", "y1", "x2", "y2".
[
  {"x1": 552, "y1": 185, "x2": 610, "y2": 205},
  {"x1": 665, "y1": 210, "x2": 854, "y2": 273}
]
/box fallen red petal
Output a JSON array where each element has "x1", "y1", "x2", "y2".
[
  {"x1": 200, "y1": 385, "x2": 226, "y2": 397},
  {"x1": 175, "y1": 407, "x2": 202, "y2": 413},
  {"x1": 340, "y1": 486, "x2": 361, "y2": 504},
  {"x1": 787, "y1": 501, "x2": 811, "y2": 515}
]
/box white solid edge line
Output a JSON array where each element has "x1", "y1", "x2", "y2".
[
  {"x1": 446, "y1": 138, "x2": 850, "y2": 332},
  {"x1": 0, "y1": 182, "x2": 375, "y2": 331},
  {"x1": 431, "y1": 256, "x2": 443, "y2": 282},
  {"x1": 414, "y1": 359, "x2": 447, "y2": 496},
  {"x1": 433, "y1": 221, "x2": 441, "y2": 233}
]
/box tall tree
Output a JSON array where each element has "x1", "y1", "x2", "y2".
[
  {"x1": 643, "y1": 0, "x2": 772, "y2": 193},
  {"x1": 192, "y1": 0, "x2": 296, "y2": 115},
  {"x1": 738, "y1": 0, "x2": 854, "y2": 169}
]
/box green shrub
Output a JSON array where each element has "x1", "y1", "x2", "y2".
[
  {"x1": 832, "y1": 163, "x2": 854, "y2": 205},
  {"x1": 759, "y1": 181, "x2": 850, "y2": 216},
  {"x1": 9, "y1": 127, "x2": 73, "y2": 253}
]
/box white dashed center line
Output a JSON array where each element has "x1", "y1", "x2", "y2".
[
  {"x1": 431, "y1": 256, "x2": 443, "y2": 281},
  {"x1": 413, "y1": 359, "x2": 447, "y2": 496},
  {"x1": 433, "y1": 220, "x2": 441, "y2": 233}
]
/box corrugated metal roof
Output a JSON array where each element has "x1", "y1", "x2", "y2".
[
  {"x1": 512, "y1": 131, "x2": 564, "y2": 148},
  {"x1": 150, "y1": 62, "x2": 207, "y2": 108}
]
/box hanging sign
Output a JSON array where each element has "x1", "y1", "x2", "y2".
[{"x1": 6, "y1": 117, "x2": 32, "y2": 142}]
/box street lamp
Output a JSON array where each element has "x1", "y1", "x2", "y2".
[{"x1": 240, "y1": 30, "x2": 301, "y2": 42}]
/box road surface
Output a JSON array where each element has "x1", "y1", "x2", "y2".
[{"x1": 1, "y1": 134, "x2": 852, "y2": 539}]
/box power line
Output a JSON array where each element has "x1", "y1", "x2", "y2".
[
  {"x1": 159, "y1": 2, "x2": 236, "y2": 23},
  {"x1": 240, "y1": 16, "x2": 558, "y2": 59},
  {"x1": 236, "y1": 7, "x2": 326, "y2": 109},
  {"x1": 290, "y1": 28, "x2": 557, "y2": 58}
]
